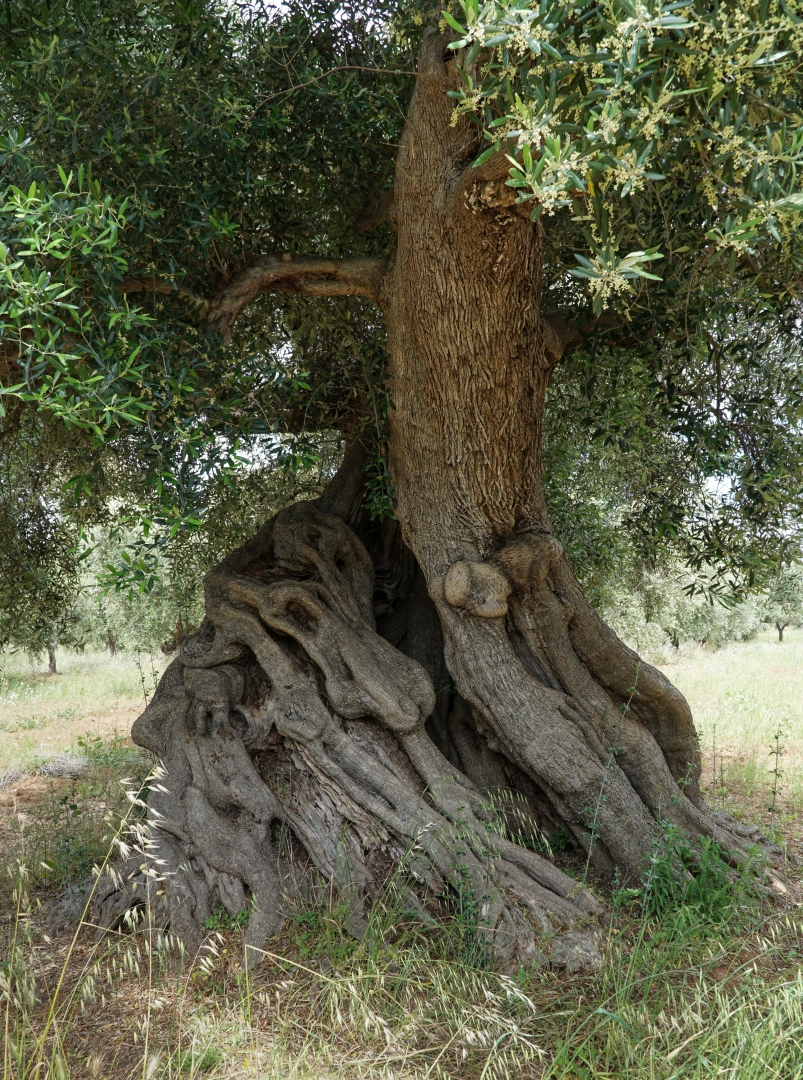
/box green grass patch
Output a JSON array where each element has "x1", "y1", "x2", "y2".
[{"x1": 1, "y1": 735, "x2": 152, "y2": 895}]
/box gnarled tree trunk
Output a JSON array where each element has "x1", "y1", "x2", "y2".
[{"x1": 95, "y1": 32, "x2": 771, "y2": 970}]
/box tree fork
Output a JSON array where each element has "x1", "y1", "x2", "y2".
[{"x1": 95, "y1": 30, "x2": 783, "y2": 969}]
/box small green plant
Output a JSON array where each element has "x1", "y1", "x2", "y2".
[
  {"x1": 16, "y1": 783, "x2": 117, "y2": 888},
  {"x1": 53, "y1": 706, "x2": 79, "y2": 720},
  {"x1": 768, "y1": 726, "x2": 785, "y2": 834},
  {"x1": 0, "y1": 715, "x2": 44, "y2": 733},
  {"x1": 203, "y1": 905, "x2": 250, "y2": 933},
  {"x1": 134, "y1": 652, "x2": 150, "y2": 706},
  {"x1": 451, "y1": 862, "x2": 488, "y2": 969},
  {"x1": 75, "y1": 731, "x2": 149, "y2": 776},
  {"x1": 547, "y1": 828, "x2": 572, "y2": 853},
  {"x1": 2, "y1": 741, "x2": 150, "y2": 894},
  {"x1": 639, "y1": 824, "x2": 763, "y2": 924},
  {"x1": 709, "y1": 722, "x2": 729, "y2": 808},
  {"x1": 289, "y1": 901, "x2": 360, "y2": 965},
  {"x1": 178, "y1": 1045, "x2": 223, "y2": 1073},
  {"x1": 19, "y1": 716, "x2": 43, "y2": 732}
]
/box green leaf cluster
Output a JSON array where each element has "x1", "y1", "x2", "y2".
[
  {"x1": 445, "y1": 0, "x2": 803, "y2": 313},
  {"x1": 1, "y1": 0, "x2": 803, "y2": 632}
]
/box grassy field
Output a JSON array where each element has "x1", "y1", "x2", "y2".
[
  {"x1": 658, "y1": 626, "x2": 803, "y2": 836},
  {"x1": 2, "y1": 632, "x2": 803, "y2": 1079},
  {"x1": 0, "y1": 649, "x2": 157, "y2": 777}
]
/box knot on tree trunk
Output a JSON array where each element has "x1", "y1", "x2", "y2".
[
  {"x1": 442, "y1": 534, "x2": 564, "y2": 619},
  {"x1": 444, "y1": 560, "x2": 511, "y2": 617},
  {"x1": 496, "y1": 534, "x2": 564, "y2": 593}
]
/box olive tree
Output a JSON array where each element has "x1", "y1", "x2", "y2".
[
  {"x1": 2, "y1": 0, "x2": 802, "y2": 968},
  {"x1": 763, "y1": 567, "x2": 803, "y2": 641}
]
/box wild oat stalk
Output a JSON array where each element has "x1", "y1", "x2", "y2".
[{"x1": 3, "y1": 762, "x2": 168, "y2": 1079}]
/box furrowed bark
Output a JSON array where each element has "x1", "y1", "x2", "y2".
[{"x1": 383, "y1": 30, "x2": 765, "y2": 879}]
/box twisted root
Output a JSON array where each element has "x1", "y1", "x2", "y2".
[{"x1": 94, "y1": 503, "x2": 602, "y2": 970}]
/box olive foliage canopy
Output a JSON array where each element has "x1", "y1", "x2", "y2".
[{"x1": 1, "y1": 0, "x2": 803, "y2": 645}]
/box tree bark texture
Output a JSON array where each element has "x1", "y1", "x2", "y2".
[{"x1": 95, "y1": 32, "x2": 775, "y2": 970}]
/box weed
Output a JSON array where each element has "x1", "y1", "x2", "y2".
[
  {"x1": 75, "y1": 732, "x2": 149, "y2": 777},
  {"x1": 452, "y1": 863, "x2": 488, "y2": 970},
  {"x1": 1, "y1": 744, "x2": 150, "y2": 895},
  {"x1": 637, "y1": 824, "x2": 763, "y2": 924},
  {"x1": 546, "y1": 828, "x2": 572, "y2": 853},
  {"x1": 53, "y1": 707, "x2": 80, "y2": 721},
  {"x1": 0, "y1": 716, "x2": 44, "y2": 733},
  {"x1": 177, "y1": 1046, "x2": 222, "y2": 1074},
  {"x1": 769, "y1": 726, "x2": 785, "y2": 833},
  {"x1": 203, "y1": 906, "x2": 250, "y2": 933},
  {"x1": 134, "y1": 651, "x2": 159, "y2": 707},
  {"x1": 289, "y1": 904, "x2": 359, "y2": 965}
]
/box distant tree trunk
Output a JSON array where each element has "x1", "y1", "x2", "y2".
[
  {"x1": 777, "y1": 622, "x2": 786, "y2": 642},
  {"x1": 97, "y1": 31, "x2": 777, "y2": 971},
  {"x1": 47, "y1": 636, "x2": 57, "y2": 674},
  {"x1": 106, "y1": 629, "x2": 117, "y2": 656}
]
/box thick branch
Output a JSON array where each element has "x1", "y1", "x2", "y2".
[
  {"x1": 204, "y1": 255, "x2": 388, "y2": 340},
  {"x1": 355, "y1": 188, "x2": 396, "y2": 233},
  {"x1": 541, "y1": 309, "x2": 635, "y2": 364},
  {"x1": 118, "y1": 277, "x2": 204, "y2": 305}
]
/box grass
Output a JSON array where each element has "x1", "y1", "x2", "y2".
[
  {"x1": 2, "y1": 633, "x2": 803, "y2": 1078},
  {"x1": 0, "y1": 650, "x2": 158, "y2": 774},
  {"x1": 5, "y1": 861, "x2": 803, "y2": 1079},
  {"x1": 658, "y1": 625, "x2": 803, "y2": 839}
]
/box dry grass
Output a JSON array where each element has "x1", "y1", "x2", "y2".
[
  {"x1": 6, "y1": 865, "x2": 803, "y2": 1080},
  {"x1": 2, "y1": 634, "x2": 803, "y2": 1079}
]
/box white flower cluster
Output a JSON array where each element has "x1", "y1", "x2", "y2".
[
  {"x1": 584, "y1": 261, "x2": 636, "y2": 309},
  {"x1": 506, "y1": 20, "x2": 551, "y2": 55},
  {"x1": 636, "y1": 93, "x2": 672, "y2": 141},
  {"x1": 531, "y1": 148, "x2": 585, "y2": 214},
  {"x1": 509, "y1": 100, "x2": 555, "y2": 150},
  {"x1": 462, "y1": 22, "x2": 487, "y2": 47},
  {"x1": 614, "y1": 1, "x2": 658, "y2": 49},
  {"x1": 609, "y1": 149, "x2": 649, "y2": 196}
]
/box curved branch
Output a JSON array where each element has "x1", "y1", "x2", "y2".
[
  {"x1": 355, "y1": 188, "x2": 395, "y2": 233},
  {"x1": 204, "y1": 255, "x2": 389, "y2": 340},
  {"x1": 118, "y1": 277, "x2": 205, "y2": 306},
  {"x1": 541, "y1": 309, "x2": 637, "y2": 364}
]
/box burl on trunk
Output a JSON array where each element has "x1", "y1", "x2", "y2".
[{"x1": 94, "y1": 32, "x2": 770, "y2": 971}]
